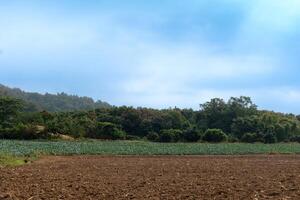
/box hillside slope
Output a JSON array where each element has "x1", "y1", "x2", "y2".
[{"x1": 0, "y1": 84, "x2": 110, "y2": 112}]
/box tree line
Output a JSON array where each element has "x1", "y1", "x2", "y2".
[{"x1": 1, "y1": 95, "x2": 300, "y2": 143}]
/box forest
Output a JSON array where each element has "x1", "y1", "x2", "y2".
[
  {"x1": 0, "y1": 85, "x2": 300, "y2": 143},
  {"x1": 1, "y1": 85, "x2": 300, "y2": 143},
  {"x1": 0, "y1": 84, "x2": 110, "y2": 112}
]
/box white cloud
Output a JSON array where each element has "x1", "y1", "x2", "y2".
[
  {"x1": 250, "y1": 0, "x2": 300, "y2": 30},
  {"x1": 124, "y1": 48, "x2": 275, "y2": 90},
  {"x1": 1, "y1": 1, "x2": 298, "y2": 113},
  {"x1": 235, "y1": 0, "x2": 300, "y2": 48},
  {"x1": 119, "y1": 40, "x2": 277, "y2": 108}
]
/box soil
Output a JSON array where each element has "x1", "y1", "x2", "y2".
[{"x1": 1, "y1": 155, "x2": 300, "y2": 199}]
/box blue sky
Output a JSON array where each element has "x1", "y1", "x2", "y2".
[{"x1": 1, "y1": 0, "x2": 300, "y2": 113}]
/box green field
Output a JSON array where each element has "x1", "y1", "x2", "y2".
[{"x1": 1, "y1": 140, "x2": 300, "y2": 156}]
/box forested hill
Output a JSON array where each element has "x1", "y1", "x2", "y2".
[{"x1": 0, "y1": 84, "x2": 111, "y2": 112}]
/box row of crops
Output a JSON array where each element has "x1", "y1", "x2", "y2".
[{"x1": 1, "y1": 140, "x2": 300, "y2": 156}]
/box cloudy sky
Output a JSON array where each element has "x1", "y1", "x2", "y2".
[{"x1": 1, "y1": 0, "x2": 300, "y2": 113}]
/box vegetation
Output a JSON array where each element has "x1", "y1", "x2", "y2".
[
  {"x1": 0, "y1": 154, "x2": 30, "y2": 167},
  {"x1": 1, "y1": 85, "x2": 300, "y2": 143},
  {"x1": 202, "y1": 129, "x2": 228, "y2": 143},
  {"x1": 1, "y1": 140, "x2": 300, "y2": 156},
  {"x1": 0, "y1": 84, "x2": 110, "y2": 112},
  {"x1": 86, "y1": 122, "x2": 126, "y2": 140}
]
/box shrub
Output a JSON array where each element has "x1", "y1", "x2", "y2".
[
  {"x1": 227, "y1": 135, "x2": 239, "y2": 143},
  {"x1": 146, "y1": 132, "x2": 159, "y2": 142},
  {"x1": 183, "y1": 127, "x2": 201, "y2": 142},
  {"x1": 21, "y1": 124, "x2": 41, "y2": 139},
  {"x1": 290, "y1": 136, "x2": 300, "y2": 143},
  {"x1": 0, "y1": 124, "x2": 49, "y2": 140},
  {"x1": 202, "y1": 129, "x2": 227, "y2": 143},
  {"x1": 263, "y1": 132, "x2": 277, "y2": 144},
  {"x1": 159, "y1": 129, "x2": 182, "y2": 143},
  {"x1": 88, "y1": 122, "x2": 126, "y2": 140},
  {"x1": 171, "y1": 129, "x2": 184, "y2": 142},
  {"x1": 241, "y1": 132, "x2": 262, "y2": 143},
  {"x1": 159, "y1": 130, "x2": 173, "y2": 142},
  {"x1": 125, "y1": 135, "x2": 141, "y2": 140}
]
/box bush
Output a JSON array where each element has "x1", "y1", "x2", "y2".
[
  {"x1": 0, "y1": 124, "x2": 49, "y2": 140},
  {"x1": 202, "y1": 129, "x2": 227, "y2": 143},
  {"x1": 183, "y1": 127, "x2": 201, "y2": 142},
  {"x1": 159, "y1": 129, "x2": 183, "y2": 143},
  {"x1": 88, "y1": 122, "x2": 126, "y2": 140},
  {"x1": 241, "y1": 132, "x2": 263, "y2": 143},
  {"x1": 171, "y1": 129, "x2": 184, "y2": 142},
  {"x1": 227, "y1": 135, "x2": 239, "y2": 143},
  {"x1": 146, "y1": 132, "x2": 159, "y2": 142},
  {"x1": 263, "y1": 132, "x2": 277, "y2": 144},
  {"x1": 290, "y1": 136, "x2": 300, "y2": 143},
  {"x1": 125, "y1": 135, "x2": 141, "y2": 140},
  {"x1": 159, "y1": 130, "x2": 173, "y2": 142}
]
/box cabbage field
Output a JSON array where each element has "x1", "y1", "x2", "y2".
[{"x1": 1, "y1": 140, "x2": 300, "y2": 156}]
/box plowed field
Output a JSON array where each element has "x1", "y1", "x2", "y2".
[{"x1": 1, "y1": 155, "x2": 300, "y2": 199}]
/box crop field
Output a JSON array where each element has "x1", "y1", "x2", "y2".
[
  {"x1": 0, "y1": 155, "x2": 300, "y2": 199},
  {"x1": 1, "y1": 140, "x2": 300, "y2": 199},
  {"x1": 1, "y1": 140, "x2": 300, "y2": 156}
]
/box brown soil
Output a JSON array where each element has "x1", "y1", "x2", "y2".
[{"x1": 1, "y1": 155, "x2": 300, "y2": 200}]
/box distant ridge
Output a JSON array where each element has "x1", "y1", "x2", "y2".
[{"x1": 0, "y1": 84, "x2": 111, "y2": 112}]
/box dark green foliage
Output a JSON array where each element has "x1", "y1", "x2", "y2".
[
  {"x1": 183, "y1": 127, "x2": 201, "y2": 142},
  {"x1": 171, "y1": 129, "x2": 184, "y2": 142},
  {"x1": 159, "y1": 129, "x2": 183, "y2": 143},
  {"x1": 231, "y1": 116, "x2": 259, "y2": 139},
  {"x1": 0, "y1": 97, "x2": 23, "y2": 127},
  {"x1": 125, "y1": 135, "x2": 141, "y2": 140},
  {"x1": 146, "y1": 132, "x2": 159, "y2": 142},
  {"x1": 198, "y1": 96, "x2": 257, "y2": 133},
  {"x1": 0, "y1": 124, "x2": 49, "y2": 140},
  {"x1": 1, "y1": 88, "x2": 300, "y2": 143},
  {"x1": 119, "y1": 107, "x2": 143, "y2": 136},
  {"x1": 88, "y1": 122, "x2": 126, "y2": 140},
  {"x1": 241, "y1": 133, "x2": 263, "y2": 143},
  {"x1": 202, "y1": 129, "x2": 228, "y2": 143},
  {"x1": 263, "y1": 132, "x2": 277, "y2": 144},
  {"x1": 227, "y1": 135, "x2": 239, "y2": 143},
  {"x1": 159, "y1": 130, "x2": 174, "y2": 143},
  {"x1": 290, "y1": 136, "x2": 300, "y2": 143}
]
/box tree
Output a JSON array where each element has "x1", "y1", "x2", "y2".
[
  {"x1": 88, "y1": 122, "x2": 126, "y2": 140},
  {"x1": 183, "y1": 127, "x2": 201, "y2": 142},
  {"x1": 227, "y1": 96, "x2": 257, "y2": 118},
  {"x1": 202, "y1": 129, "x2": 228, "y2": 143},
  {"x1": 0, "y1": 97, "x2": 23, "y2": 128},
  {"x1": 159, "y1": 129, "x2": 183, "y2": 143},
  {"x1": 241, "y1": 132, "x2": 263, "y2": 143},
  {"x1": 147, "y1": 132, "x2": 159, "y2": 142},
  {"x1": 263, "y1": 132, "x2": 277, "y2": 144},
  {"x1": 198, "y1": 98, "x2": 230, "y2": 132},
  {"x1": 231, "y1": 116, "x2": 259, "y2": 139},
  {"x1": 119, "y1": 107, "x2": 142, "y2": 136}
]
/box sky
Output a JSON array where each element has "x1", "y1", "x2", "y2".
[{"x1": 1, "y1": 0, "x2": 300, "y2": 113}]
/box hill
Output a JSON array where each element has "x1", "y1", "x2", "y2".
[{"x1": 0, "y1": 84, "x2": 111, "y2": 112}]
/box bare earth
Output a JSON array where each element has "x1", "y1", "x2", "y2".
[{"x1": 1, "y1": 155, "x2": 300, "y2": 200}]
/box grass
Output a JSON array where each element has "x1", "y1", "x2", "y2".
[
  {"x1": 0, "y1": 154, "x2": 29, "y2": 167},
  {"x1": 1, "y1": 140, "x2": 300, "y2": 156}
]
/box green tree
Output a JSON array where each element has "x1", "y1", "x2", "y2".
[
  {"x1": 198, "y1": 98, "x2": 232, "y2": 132},
  {"x1": 0, "y1": 97, "x2": 23, "y2": 128},
  {"x1": 202, "y1": 129, "x2": 228, "y2": 143},
  {"x1": 183, "y1": 127, "x2": 202, "y2": 142}
]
